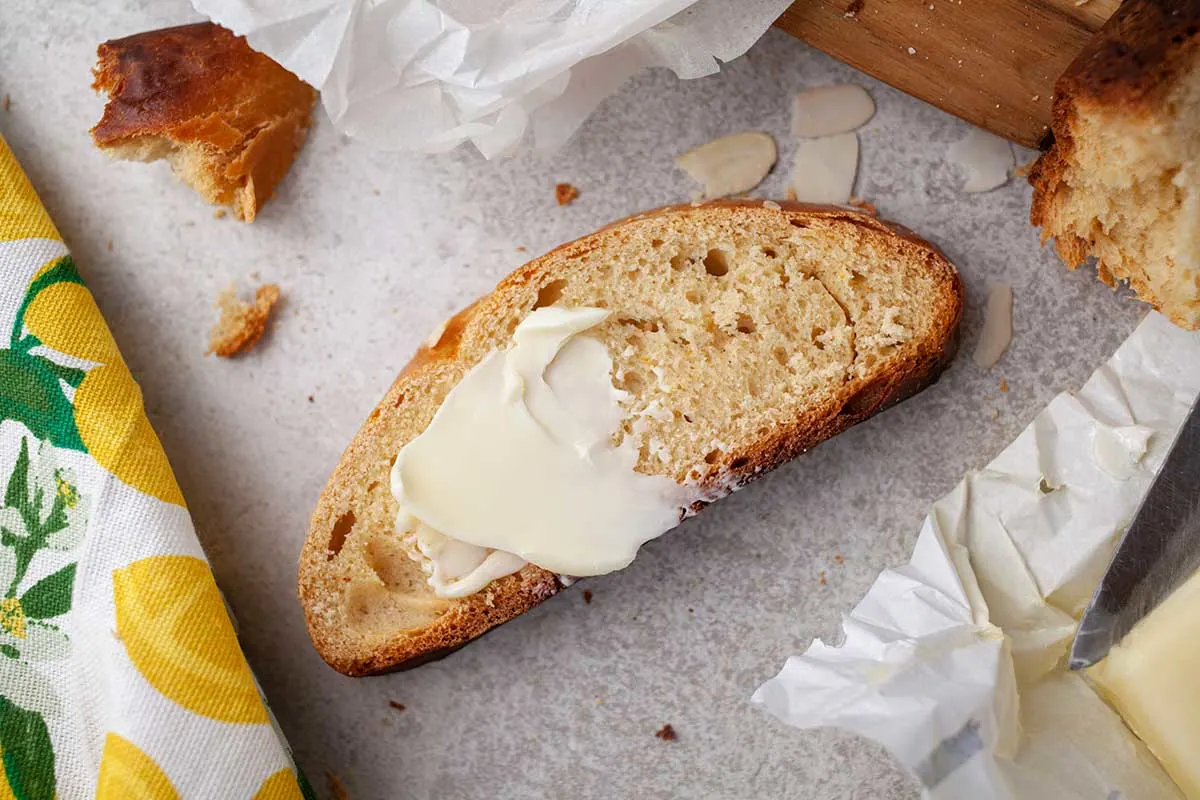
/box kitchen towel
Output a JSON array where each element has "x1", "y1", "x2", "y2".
[{"x1": 0, "y1": 135, "x2": 310, "y2": 799}]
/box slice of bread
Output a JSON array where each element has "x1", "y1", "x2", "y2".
[
  {"x1": 91, "y1": 22, "x2": 317, "y2": 222},
  {"x1": 299, "y1": 201, "x2": 963, "y2": 675},
  {"x1": 1029, "y1": 0, "x2": 1200, "y2": 330}
]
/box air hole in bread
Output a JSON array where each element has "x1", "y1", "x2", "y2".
[
  {"x1": 651, "y1": 238, "x2": 665, "y2": 248},
  {"x1": 848, "y1": 271, "x2": 867, "y2": 289},
  {"x1": 366, "y1": 536, "x2": 412, "y2": 589},
  {"x1": 685, "y1": 290, "x2": 701, "y2": 304},
  {"x1": 747, "y1": 375, "x2": 762, "y2": 396},
  {"x1": 790, "y1": 220, "x2": 809, "y2": 229},
  {"x1": 730, "y1": 456, "x2": 750, "y2": 469},
  {"x1": 327, "y1": 510, "x2": 356, "y2": 560},
  {"x1": 811, "y1": 327, "x2": 827, "y2": 350},
  {"x1": 703, "y1": 249, "x2": 730, "y2": 276},
  {"x1": 736, "y1": 314, "x2": 757, "y2": 334},
  {"x1": 763, "y1": 248, "x2": 777, "y2": 258},
  {"x1": 393, "y1": 392, "x2": 406, "y2": 408},
  {"x1": 534, "y1": 279, "x2": 568, "y2": 309},
  {"x1": 704, "y1": 449, "x2": 722, "y2": 464},
  {"x1": 367, "y1": 481, "x2": 380, "y2": 492},
  {"x1": 670, "y1": 254, "x2": 689, "y2": 270},
  {"x1": 773, "y1": 346, "x2": 789, "y2": 366}
]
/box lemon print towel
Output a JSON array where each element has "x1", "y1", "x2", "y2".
[{"x1": 0, "y1": 137, "x2": 310, "y2": 798}]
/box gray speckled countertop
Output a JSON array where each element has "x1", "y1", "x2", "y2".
[{"x1": 1, "y1": 3, "x2": 1145, "y2": 798}]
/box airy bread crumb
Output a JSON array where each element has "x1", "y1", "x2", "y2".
[
  {"x1": 207, "y1": 284, "x2": 281, "y2": 357},
  {"x1": 91, "y1": 23, "x2": 317, "y2": 222},
  {"x1": 1029, "y1": 2, "x2": 1200, "y2": 329}
]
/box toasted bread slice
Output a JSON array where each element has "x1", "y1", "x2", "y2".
[
  {"x1": 299, "y1": 201, "x2": 963, "y2": 675},
  {"x1": 91, "y1": 22, "x2": 317, "y2": 222},
  {"x1": 1028, "y1": 0, "x2": 1200, "y2": 330}
]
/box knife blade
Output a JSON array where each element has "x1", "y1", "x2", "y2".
[{"x1": 1069, "y1": 396, "x2": 1200, "y2": 670}]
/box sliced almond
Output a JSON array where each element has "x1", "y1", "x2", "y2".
[
  {"x1": 675, "y1": 132, "x2": 777, "y2": 199},
  {"x1": 973, "y1": 283, "x2": 1013, "y2": 368},
  {"x1": 791, "y1": 85, "x2": 875, "y2": 138},
  {"x1": 947, "y1": 129, "x2": 1013, "y2": 193},
  {"x1": 789, "y1": 132, "x2": 858, "y2": 205}
]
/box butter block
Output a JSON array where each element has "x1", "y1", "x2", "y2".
[{"x1": 1088, "y1": 569, "x2": 1200, "y2": 798}]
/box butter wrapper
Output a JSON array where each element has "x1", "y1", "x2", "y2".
[
  {"x1": 753, "y1": 313, "x2": 1200, "y2": 799},
  {"x1": 190, "y1": 0, "x2": 791, "y2": 158}
]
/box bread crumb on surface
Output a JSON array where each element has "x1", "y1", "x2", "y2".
[
  {"x1": 848, "y1": 197, "x2": 877, "y2": 215},
  {"x1": 212, "y1": 208, "x2": 227, "y2": 219},
  {"x1": 655, "y1": 724, "x2": 678, "y2": 741},
  {"x1": 388, "y1": 700, "x2": 406, "y2": 712},
  {"x1": 515, "y1": 245, "x2": 527, "y2": 252},
  {"x1": 307, "y1": 395, "x2": 315, "y2": 403},
  {"x1": 582, "y1": 589, "x2": 593, "y2": 604},
  {"x1": 555, "y1": 182, "x2": 579, "y2": 206},
  {"x1": 999, "y1": 377, "x2": 1009, "y2": 392},
  {"x1": 207, "y1": 283, "x2": 281, "y2": 357},
  {"x1": 833, "y1": 552, "x2": 845, "y2": 565},
  {"x1": 326, "y1": 772, "x2": 349, "y2": 800},
  {"x1": 105, "y1": 238, "x2": 112, "y2": 252},
  {"x1": 2, "y1": 94, "x2": 9, "y2": 112},
  {"x1": 818, "y1": 570, "x2": 827, "y2": 585}
]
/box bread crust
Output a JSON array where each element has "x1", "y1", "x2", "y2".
[
  {"x1": 91, "y1": 22, "x2": 317, "y2": 221},
  {"x1": 1030, "y1": 1, "x2": 1200, "y2": 286},
  {"x1": 299, "y1": 201, "x2": 963, "y2": 676}
]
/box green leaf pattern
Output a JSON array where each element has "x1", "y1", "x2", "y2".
[
  {"x1": 0, "y1": 256, "x2": 88, "y2": 453},
  {"x1": 0, "y1": 433, "x2": 89, "y2": 799}
]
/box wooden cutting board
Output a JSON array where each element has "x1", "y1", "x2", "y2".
[{"x1": 777, "y1": 0, "x2": 1121, "y2": 148}]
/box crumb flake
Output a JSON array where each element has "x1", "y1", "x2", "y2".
[
  {"x1": 655, "y1": 724, "x2": 678, "y2": 741},
  {"x1": 327, "y1": 772, "x2": 349, "y2": 800},
  {"x1": 583, "y1": 589, "x2": 594, "y2": 604},
  {"x1": 207, "y1": 283, "x2": 281, "y2": 358},
  {"x1": 388, "y1": 700, "x2": 406, "y2": 711},
  {"x1": 555, "y1": 182, "x2": 579, "y2": 206}
]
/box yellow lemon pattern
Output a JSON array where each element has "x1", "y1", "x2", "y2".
[
  {"x1": 2, "y1": 136, "x2": 301, "y2": 798},
  {"x1": 12, "y1": 261, "x2": 184, "y2": 507},
  {"x1": 113, "y1": 556, "x2": 268, "y2": 725},
  {"x1": 23, "y1": 280, "x2": 122, "y2": 367},
  {"x1": 0, "y1": 138, "x2": 59, "y2": 243},
  {"x1": 96, "y1": 733, "x2": 180, "y2": 800},
  {"x1": 252, "y1": 769, "x2": 307, "y2": 800},
  {"x1": 73, "y1": 365, "x2": 185, "y2": 507}
]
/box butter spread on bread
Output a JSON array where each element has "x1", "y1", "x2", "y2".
[
  {"x1": 392, "y1": 306, "x2": 692, "y2": 595},
  {"x1": 299, "y1": 201, "x2": 963, "y2": 675}
]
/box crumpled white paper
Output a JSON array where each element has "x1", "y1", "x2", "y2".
[
  {"x1": 753, "y1": 312, "x2": 1200, "y2": 799},
  {"x1": 191, "y1": 0, "x2": 792, "y2": 158}
]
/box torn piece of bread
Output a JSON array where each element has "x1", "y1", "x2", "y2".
[
  {"x1": 91, "y1": 22, "x2": 317, "y2": 222},
  {"x1": 1029, "y1": 1, "x2": 1200, "y2": 329},
  {"x1": 299, "y1": 201, "x2": 963, "y2": 676},
  {"x1": 207, "y1": 283, "x2": 281, "y2": 357}
]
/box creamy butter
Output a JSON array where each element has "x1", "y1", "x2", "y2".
[
  {"x1": 391, "y1": 307, "x2": 690, "y2": 595},
  {"x1": 1088, "y1": 568, "x2": 1200, "y2": 798}
]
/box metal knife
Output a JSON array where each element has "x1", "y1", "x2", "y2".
[{"x1": 1069, "y1": 396, "x2": 1200, "y2": 670}]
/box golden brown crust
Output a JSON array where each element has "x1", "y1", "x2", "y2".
[
  {"x1": 91, "y1": 22, "x2": 317, "y2": 221},
  {"x1": 1055, "y1": 0, "x2": 1200, "y2": 110},
  {"x1": 207, "y1": 283, "x2": 281, "y2": 358},
  {"x1": 299, "y1": 201, "x2": 963, "y2": 676},
  {"x1": 1028, "y1": 0, "x2": 1200, "y2": 328}
]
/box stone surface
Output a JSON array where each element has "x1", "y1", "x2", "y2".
[{"x1": 0, "y1": 3, "x2": 1144, "y2": 798}]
